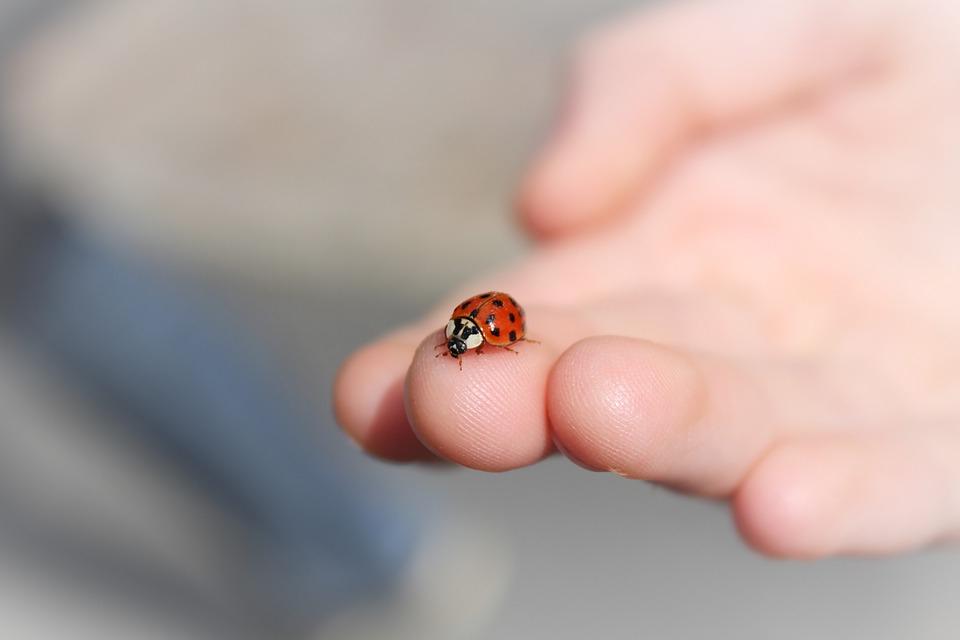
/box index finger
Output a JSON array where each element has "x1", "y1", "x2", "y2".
[{"x1": 334, "y1": 299, "x2": 593, "y2": 466}]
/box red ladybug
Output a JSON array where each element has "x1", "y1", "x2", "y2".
[{"x1": 437, "y1": 292, "x2": 535, "y2": 369}]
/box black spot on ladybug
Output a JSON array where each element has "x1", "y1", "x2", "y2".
[
  {"x1": 509, "y1": 330, "x2": 517, "y2": 342},
  {"x1": 481, "y1": 292, "x2": 492, "y2": 298},
  {"x1": 492, "y1": 299, "x2": 504, "y2": 308},
  {"x1": 486, "y1": 313, "x2": 496, "y2": 325},
  {"x1": 469, "y1": 308, "x2": 479, "y2": 319},
  {"x1": 459, "y1": 300, "x2": 471, "y2": 310},
  {"x1": 491, "y1": 327, "x2": 500, "y2": 337},
  {"x1": 508, "y1": 313, "x2": 516, "y2": 323}
]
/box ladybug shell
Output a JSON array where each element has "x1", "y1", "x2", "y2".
[{"x1": 450, "y1": 292, "x2": 526, "y2": 346}]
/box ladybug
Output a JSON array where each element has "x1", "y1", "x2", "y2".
[{"x1": 436, "y1": 291, "x2": 535, "y2": 369}]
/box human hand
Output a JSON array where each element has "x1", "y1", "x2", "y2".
[{"x1": 335, "y1": 0, "x2": 960, "y2": 557}]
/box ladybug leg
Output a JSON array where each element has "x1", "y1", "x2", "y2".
[
  {"x1": 520, "y1": 338, "x2": 540, "y2": 345},
  {"x1": 434, "y1": 342, "x2": 447, "y2": 350},
  {"x1": 475, "y1": 347, "x2": 484, "y2": 355},
  {"x1": 458, "y1": 356, "x2": 463, "y2": 371},
  {"x1": 500, "y1": 345, "x2": 520, "y2": 354}
]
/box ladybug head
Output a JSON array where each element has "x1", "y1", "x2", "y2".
[
  {"x1": 447, "y1": 338, "x2": 467, "y2": 357},
  {"x1": 445, "y1": 317, "x2": 483, "y2": 357}
]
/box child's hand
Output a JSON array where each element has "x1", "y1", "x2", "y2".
[{"x1": 335, "y1": 0, "x2": 960, "y2": 558}]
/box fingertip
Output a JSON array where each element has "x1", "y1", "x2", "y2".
[
  {"x1": 333, "y1": 340, "x2": 435, "y2": 462},
  {"x1": 515, "y1": 12, "x2": 688, "y2": 241},
  {"x1": 733, "y1": 442, "x2": 839, "y2": 559},
  {"x1": 516, "y1": 153, "x2": 605, "y2": 240},
  {"x1": 735, "y1": 433, "x2": 953, "y2": 558},
  {"x1": 405, "y1": 331, "x2": 555, "y2": 472},
  {"x1": 546, "y1": 336, "x2": 706, "y2": 482}
]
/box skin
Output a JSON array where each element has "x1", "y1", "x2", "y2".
[{"x1": 334, "y1": 0, "x2": 960, "y2": 558}]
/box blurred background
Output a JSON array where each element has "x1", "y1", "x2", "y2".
[{"x1": 1, "y1": 1, "x2": 959, "y2": 638}]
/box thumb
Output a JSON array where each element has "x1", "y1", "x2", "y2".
[{"x1": 518, "y1": 0, "x2": 891, "y2": 238}]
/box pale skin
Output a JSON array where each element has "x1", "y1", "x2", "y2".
[{"x1": 334, "y1": 0, "x2": 960, "y2": 558}]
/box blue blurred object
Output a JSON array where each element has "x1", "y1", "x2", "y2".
[
  {"x1": 0, "y1": 2, "x2": 420, "y2": 625},
  {"x1": 3, "y1": 207, "x2": 420, "y2": 624}
]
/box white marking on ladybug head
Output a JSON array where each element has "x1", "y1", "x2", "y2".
[
  {"x1": 446, "y1": 316, "x2": 484, "y2": 354},
  {"x1": 462, "y1": 321, "x2": 483, "y2": 349}
]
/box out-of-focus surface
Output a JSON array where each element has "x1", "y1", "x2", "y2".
[
  {"x1": 7, "y1": 0, "x2": 554, "y2": 291},
  {"x1": 1, "y1": 0, "x2": 960, "y2": 638}
]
